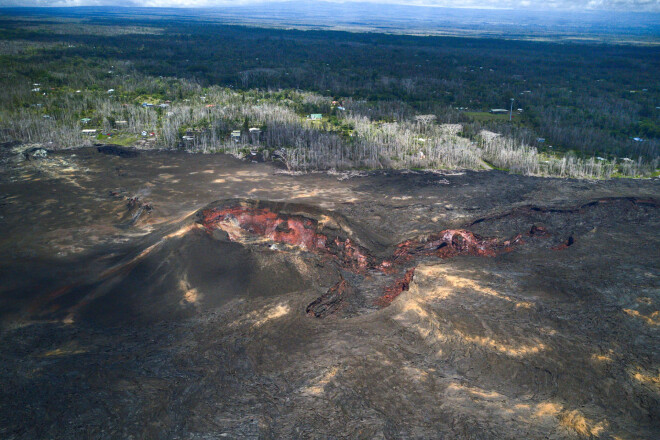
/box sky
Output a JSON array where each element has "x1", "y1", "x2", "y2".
[{"x1": 1, "y1": 0, "x2": 659, "y2": 12}]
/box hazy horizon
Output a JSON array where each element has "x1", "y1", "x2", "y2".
[{"x1": 1, "y1": 0, "x2": 659, "y2": 13}]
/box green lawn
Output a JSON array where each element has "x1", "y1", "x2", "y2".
[
  {"x1": 464, "y1": 111, "x2": 515, "y2": 123},
  {"x1": 96, "y1": 133, "x2": 139, "y2": 146}
]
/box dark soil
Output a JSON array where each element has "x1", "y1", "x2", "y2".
[{"x1": 96, "y1": 144, "x2": 140, "y2": 158}]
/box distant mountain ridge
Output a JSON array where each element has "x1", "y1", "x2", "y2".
[{"x1": 1, "y1": 2, "x2": 659, "y2": 40}]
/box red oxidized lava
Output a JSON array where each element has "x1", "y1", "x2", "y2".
[
  {"x1": 329, "y1": 237, "x2": 373, "y2": 273},
  {"x1": 201, "y1": 206, "x2": 327, "y2": 251},
  {"x1": 552, "y1": 235, "x2": 575, "y2": 250},
  {"x1": 390, "y1": 229, "x2": 514, "y2": 263},
  {"x1": 372, "y1": 230, "x2": 519, "y2": 306},
  {"x1": 201, "y1": 204, "x2": 527, "y2": 316},
  {"x1": 376, "y1": 268, "x2": 416, "y2": 307},
  {"x1": 306, "y1": 278, "x2": 354, "y2": 318},
  {"x1": 201, "y1": 206, "x2": 376, "y2": 272}
]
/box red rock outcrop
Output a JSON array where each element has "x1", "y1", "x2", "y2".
[{"x1": 376, "y1": 268, "x2": 416, "y2": 307}]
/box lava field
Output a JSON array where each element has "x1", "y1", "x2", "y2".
[{"x1": 0, "y1": 146, "x2": 658, "y2": 439}]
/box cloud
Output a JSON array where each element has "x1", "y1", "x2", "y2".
[{"x1": 0, "y1": 0, "x2": 658, "y2": 12}]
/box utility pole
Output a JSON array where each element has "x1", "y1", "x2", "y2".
[{"x1": 509, "y1": 98, "x2": 514, "y2": 122}]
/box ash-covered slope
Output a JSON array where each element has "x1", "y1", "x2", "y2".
[{"x1": 10, "y1": 221, "x2": 316, "y2": 327}]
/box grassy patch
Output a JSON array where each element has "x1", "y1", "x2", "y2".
[
  {"x1": 482, "y1": 159, "x2": 509, "y2": 172},
  {"x1": 96, "y1": 133, "x2": 139, "y2": 146},
  {"x1": 464, "y1": 111, "x2": 514, "y2": 123}
]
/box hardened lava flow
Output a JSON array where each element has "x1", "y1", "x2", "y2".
[{"x1": 198, "y1": 199, "x2": 547, "y2": 318}]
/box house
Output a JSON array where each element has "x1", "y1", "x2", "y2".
[
  {"x1": 249, "y1": 127, "x2": 261, "y2": 142},
  {"x1": 537, "y1": 138, "x2": 546, "y2": 143},
  {"x1": 82, "y1": 129, "x2": 97, "y2": 135},
  {"x1": 107, "y1": 89, "x2": 115, "y2": 93},
  {"x1": 490, "y1": 109, "x2": 508, "y2": 114},
  {"x1": 308, "y1": 114, "x2": 322, "y2": 120},
  {"x1": 182, "y1": 136, "x2": 194, "y2": 142},
  {"x1": 231, "y1": 130, "x2": 242, "y2": 142},
  {"x1": 141, "y1": 131, "x2": 148, "y2": 137},
  {"x1": 142, "y1": 103, "x2": 154, "y2": 108},
  {"x1": 81, "y1": 118, "x2": 92, "y2": 124},
  {"x1": 115, "y1": 120, "x2": 128, "y2": 126},
  {"x1": 31, "y1": 88, "x2": 40, "y2": 92},
  {"x1": 158, "y1": 103, "x2": 170, "y2": 108}
]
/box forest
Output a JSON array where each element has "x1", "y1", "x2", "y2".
[{"x1": 0, "y1": 9, "x2": 658, "y2": 178}]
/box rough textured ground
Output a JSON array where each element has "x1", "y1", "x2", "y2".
[{"x1": 0, "y1": 145, "x2": 658, "y2": 439}]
